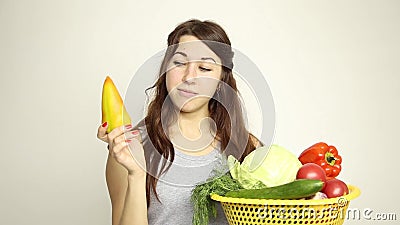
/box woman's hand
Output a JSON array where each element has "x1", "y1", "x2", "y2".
[{"x1": 97, "y1": 123, "x2": 147, "y2": 177}]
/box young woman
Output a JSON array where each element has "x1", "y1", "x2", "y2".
[{"x1": 97, "y1": 19, "x2": 261, "y2": 225}]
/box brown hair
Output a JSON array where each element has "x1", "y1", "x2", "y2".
[{"x1": 142, "y1": 19, "x2": 259, "y2": 205}]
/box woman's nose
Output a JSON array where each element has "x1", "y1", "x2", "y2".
[{"x1": 182, "y1": 62, "x2": 197, "y2": 83}]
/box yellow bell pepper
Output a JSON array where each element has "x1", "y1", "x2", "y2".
[{"x1": 101, "y1": 76, "x2": 131, "y2": 133}]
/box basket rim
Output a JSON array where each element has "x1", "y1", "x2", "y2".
[{"x1": 211, "y1": 184, "x2": 360, "y2": 205}]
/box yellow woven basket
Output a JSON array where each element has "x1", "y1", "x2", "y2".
[{"x1": 211, "y1": 185, "x2": 360, "y2": 225}]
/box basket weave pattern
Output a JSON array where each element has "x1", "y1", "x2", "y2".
[{"x1": 211, "y1": 185, "x2": 360, "y2": 225}]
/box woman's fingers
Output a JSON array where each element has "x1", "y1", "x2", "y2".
[
  {"x1": 110, "y1": 129, "x2": 141, "y2": 159},
  {"x1": 107, "y1": 124, "x2": 134, "y2": 143},
  {"x1": 110, "y1": 137, "x2": 146, "y2": 175},
  {"x1": 111, "y1": 139, "x2": 131, "y2": 158},
  {"x1": 99, "y1": 122, "x2": 145, "y2": 174},
  {"x1": 97, "y1": 122, "x2": 109, "y2": 142},
  {"x1": 128, "y1": 135, "x2": 146, "y2": 170},
  {"x1": 123, "y1": 129, "x2": 141, "y2": 141}
]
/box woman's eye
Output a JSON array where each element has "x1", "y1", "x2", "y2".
[
  {"x1": 199, "y1": 66, "x2": 212, "y2": 72},
  {"x1": 173, "y1": 61, "x2": 186, "y2": 67}
]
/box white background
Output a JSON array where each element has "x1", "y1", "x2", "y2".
[{"x1": 1, "y1": 0, "x2": 399, "y2": 224}]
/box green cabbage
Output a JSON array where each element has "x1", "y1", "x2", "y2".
[{"x1": 228, "y1": 144, "x2": 302, "y2": 189}]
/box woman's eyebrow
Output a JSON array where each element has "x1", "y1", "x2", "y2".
[
  {"x1": 173, "y1": 51, "x2": 217, "y2": 63},
  {"x1": 200, "y1": 57, "x2": 216, "y2": 63}
]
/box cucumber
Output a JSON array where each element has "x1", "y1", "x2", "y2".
[{"x1": 225, "y1": 179, "x2": 323, "y2": 199}]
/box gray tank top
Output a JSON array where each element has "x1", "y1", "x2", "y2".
[
  {"x1": 147, "y1": 148, "x2": 229, "y2": 225},
  {"x1": 136, "y1": 122, "x2": 229, "y2": 225}
]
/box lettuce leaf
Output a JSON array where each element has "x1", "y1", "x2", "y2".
[{"x1": 228, "y1": 145, "x2": 302, "y2": 189}]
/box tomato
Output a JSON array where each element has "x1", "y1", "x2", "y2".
[
  {"x1": 296, "y1": 163, "x2": 327, "y2": 189},
  {"x1": 322, "y1": 178, "x2": 349, "y2": 198}
]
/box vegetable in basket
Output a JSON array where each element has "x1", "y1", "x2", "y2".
[
  {"x1": 228, "y1": 145, "x2": 303, "y2": 189},
  {"x1": 308, "y1": 192, "x2": 328, "y2": 200},
  {"x1": 296, "y1": 163, "x2": 327, "y2": 188},
  {"x1": 225, "y1": 179, "x2": 324, "y2": 199},
  {"x1": 322, "y1": 178, "x2": 349, "y2": 198},
  {"x1": 298, "y1": 142, "x2": 342, "y2": 178},
  {"x1": 191, "y1": 145, "x2": 304, "y2": 225},
  {"x1": 191, "y1": 172, "x2": 242, "y2": 225}
]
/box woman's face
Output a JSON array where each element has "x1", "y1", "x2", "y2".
[{"x1": 166, "y1": 35, "x2": 222, "y2": 113}]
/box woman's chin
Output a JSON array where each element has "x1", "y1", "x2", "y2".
[
  {"x1": 171, "y1": 97, "x2": 209, "y2": 114},
  {"x1": 178, "y1": 102, "x2": 205, "y2": 114}
]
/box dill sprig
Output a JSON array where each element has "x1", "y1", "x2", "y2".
[{"x1": 191, "y1": 172, "x2": 242, "y2": 225}]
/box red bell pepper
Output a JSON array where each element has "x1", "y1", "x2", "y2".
[{"x1": 298, "y1": 142, "x2": 342, "y2": 178}]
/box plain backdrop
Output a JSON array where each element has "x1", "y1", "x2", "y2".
[{"x1": 1, "y1": 0, "x2": 399, "y2": 224}]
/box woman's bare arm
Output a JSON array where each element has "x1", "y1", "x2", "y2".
[
  {"x1": 99, "y1": 124, "x2": 148, "y2": 225},
  {"x1": 106, "y1": 154, "x2": 128, "y2": 225}
]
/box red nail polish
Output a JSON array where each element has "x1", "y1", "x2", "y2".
[
  {"x1": 132, "y1": 130, "x2": 139, "y2": 135},
  {"x1": 102, "y1": 122, "x2": 108, "y2": 127},
  {"x1": 125, "y1": 139, "x2": 132, "y2": 143},
  {"x1": 125, "y1": 124, "x2": 132, "y2": 129}
]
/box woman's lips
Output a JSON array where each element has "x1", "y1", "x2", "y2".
[{"x1": 177, "y1": 88, "x2": 198, "y2": 98}]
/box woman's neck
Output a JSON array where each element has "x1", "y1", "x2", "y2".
[
  {"x1": 178, "y1": 108, "x2": 209, "y2": 140},
  {"x1": 168, "y1": 106, "x2": 217, "y2": 155}
]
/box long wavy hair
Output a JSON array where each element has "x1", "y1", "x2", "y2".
[{"x1": 141, "y1": 19, "x2": 259, "y2": 205}]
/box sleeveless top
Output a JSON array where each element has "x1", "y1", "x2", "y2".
[{"x1": 137, "y1": 124, "x2": 229, "y2": 225}]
